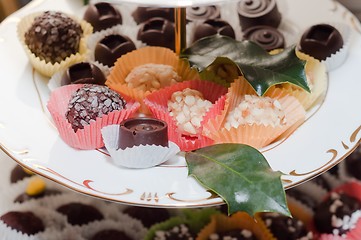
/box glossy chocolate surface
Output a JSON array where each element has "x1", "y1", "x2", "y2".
[
  {"x1": 61, "y1": 62, "x2": 106, "y2": 86},
  {"x1": 242, "y1": 25, "x2": 284, "y2": 51},
  {"x1": 83, "y1": 2, "x2": 122, "y2": 32},
  {"x1": 132, "y1": 7, "x2": 174, "y2": 24},
  {"x1": 193, "y1": 19, "x2": 235, "y2": 42},
  {"x1": 118, "y1": 118, "x2": 168, "y2": 150},
  {"x1": 299, "y1": 24, "x2": 343, "y2": 61},
  {"x1": 95, "y1": 34, "x2": 136, "y2": 67}
]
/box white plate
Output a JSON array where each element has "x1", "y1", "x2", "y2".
[{"x1": 0, "y1": 0, "x2": 360, "y2": 208}]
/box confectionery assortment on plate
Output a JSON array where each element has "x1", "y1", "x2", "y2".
[{"x1": 0, "y1": 0, "x2": 359, "y2": 239}]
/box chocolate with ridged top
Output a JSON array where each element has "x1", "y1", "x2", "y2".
[
  {"x1": 242, "y1": 25, "x2": 284, "y2": 51},
  {"x1": 61, "y1": 62, "x2": 106, "y2": 86},
  {"x1": 95, "y1": 34, "x2": 136, "y2": 67},
  {"x1": 90, "y1": 229, "x2": 132, "y2": 240},
  {"x1": 83, "y1": 2, "x2": 122, "y2": 32},
  {"x1": 25, "y1": 11, "x2": 83, "y2": 64},
  {"x1": 0, "y1": 211, "x2": 45, "y2": 235},
  {"x1": 56, "y1": 202, "x2": 104, "y2": 226},
  {"x1": 132, "y1": 7, "x2": 174, "y2": 24},
  {"x1": 186, "y1": 5, "x2": 220, "y2": 22},
  {"x1": 237, "y1": 0, "x2": 281, "y2": 30},
  {"x1": 193, "y1": 19, "x2": 235, "y2": 42},
  {"x1": 137, "y1": 17, "x2": 175, "y2": 51},
  {"x1": 299, "y1": 24, "x2": 344, "y2": 61},
  {"x1": 118, "y1": 118, "x2": 168, "y2": 150}
]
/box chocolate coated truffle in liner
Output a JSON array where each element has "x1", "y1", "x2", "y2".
[
  {"x1": 123, "y1": 206, "x2": 170, "y2": 228},
  {"x1": 237, "y1": 0, "x2": 282, "y2": 30},
  {"x1": 90, "y1": 229, "x2": 132, "y2": 240},
  {"x1": 10, "y1": 165, "x2": 33, "y2": 183},
  {"x1": 345, "y1": 144, "x2": 361, "y2": 180},
  {"x1": 299, "y1": 24, "x2": 344, "y2": 61},
  {"x1": 24, "y1": 11, "x2": 83, "y2": 64},
  {"x1": 0, "y1": 211, "x2": 45, "y2": 235},
  {"x1": 14, "y1": 189, "x2": 61, "y2": 203},
  {"x1": 132, "y1": 7, "x2": 174, "y2": 24},
  {"x1": 56, "y1": 202, "x2": 104, "y2": 226},
  {"x1": 118, "y1": 118, "x2": 168, "y2": 150},
  {"x1": 242, "y1": 25, "x2": 284, "y2": 51},
  {"x1": 193, "y1": 19, "x2": 235, "y2": 42},
  {"x1": 186, "y1": 5, "x2": 220, "y2": 22},
  {"x1": 95, "y1": 34, "x2": 136, "y2": 67},
  {"x1": 83, "y1": 2, "x2": 122, "y2": 32},
  {"x1": 61, "y1": 62, "x2": 106, "y2": 86}
]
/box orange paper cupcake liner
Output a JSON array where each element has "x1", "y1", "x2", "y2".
[
  {"x1": 105, "y1": 46, "x2": 200, "y2": 113},
  {"x1": 47, "y1": 84, "x2": 140, "y2": 149},
  {"x1": 196, "y1": 212, "x2": 274, "y2": 240},
  {"x1": 17, "y1": 12, "x2": 93, "y2": 78},
  {"x1": 144, "y1": 80, "x2": 227, "y2": 151}
]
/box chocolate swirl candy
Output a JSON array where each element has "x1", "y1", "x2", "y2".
[
  {"x1": 61, "y1": 62, "x2": 106, "y2": 86},
  {"x1": 193, "y1": 19, "x2": 235, "y2": 42},
  {"x1": 132, "y1": 7, "x2": 174, "y2": 24},
  {"x1": 83, "y1": 2, "x2": 122, "y2": 32},
  {"x1": 118, "y1": 118, "x2": 168, "y2": 150},
  {"x1": 243, "y1": 25, "x2": 284, "y2": 51},
  {"x1": 95, "y1": 34, "x2": 136, "y2": 67},
  {"x1": 237, "y1": 0, "x2": 281, "y2": 30},
  {"x1": 186, "y1": 5, "x2": 220, "y2": 22}
]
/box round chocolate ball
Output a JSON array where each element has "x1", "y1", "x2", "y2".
[
  {"x1": 90, "y1": 229, "x2": 132, "y2": 240},
  {"x1": 83, "y1": 2, "x2": 122, "y2": 32},
  {"x1": 186, "y1": 5, "x2": 220, "y2": 22},
  {"x1": 66, "y1": 84, "x2": 127, "y2": 132},
  {"x1": 132, "y1": 7, "x2": 174, "y2": 24},
  {"x1": 0, "y1": 211, "x2": 45, "y2": 235},
  {"x1": 242, "y1": 25, "x2": 285, "y2": 51},
  {"x1": 137, "y1": 17, "x2": 175, "y2": 51},
  {"x1": 61, "y1": 62, "x2": 106, "y2": 86},
  {"x1": 118, "y1": 118, "x2": 168, "y2": 150},
  {"x1": 193, "y1": 19, "x2": 235, "y2": 42},
  {"x1": 95, "y1": 34, "x2": 136, "y2": 67},
  {"x1": 24, "y1": 11, "x2": 83, "y2": 64},
  {"x1": 299, "y1": 24, "x2": 344, "y2": 61},
  {"x1": 56, "y1": 202, "x2": 104, "y2": 226}
]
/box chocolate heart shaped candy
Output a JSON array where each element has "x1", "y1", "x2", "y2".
[
  {"x1": 61, "y1": 62, "x2": 106, "y2": 86},
  {"x1": 83, "y1": 2, "x2": 122, "y2": 32}
]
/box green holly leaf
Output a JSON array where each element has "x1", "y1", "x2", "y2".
[
  {"x1": 185, "y1": 143, "x2": 290, "y2": 217},
  {"x1": 181, "y1": 35, "x2": 309, "y2": 96}
]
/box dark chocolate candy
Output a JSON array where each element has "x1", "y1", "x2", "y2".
[
  {"x1": 314, "y1": 193, "x2": 361, "y2": 236},
  {"x1": 10, "y1": 165, "x2": 33, "y2": 184},
  {"x1": 118, "y1": 118, "x2": 168, "y2": 150},
  {"x1": 155, "y1": 224, "x2": 195, "y2": 240},
  {"x1": 56, "y1": 202, "x2": 104, "y2": 226},
  {"x1": 0, "y1": 211, "x2": 45, "y2": 235},
  {"x1": 66, "y1": 84, "x2": 126, "y2": 132},
  {"x1": 299, "y1": 24, "x2": 344, "y2": 61},
  {"x1": 186, "y1": 5, "x2": 220, "y2": 22},
  {"x1": 14, "y1": 189, "x2": 61, "y2": 203},
  {"x1": 137, "y1": 17, "x2": 175, "y2": 51},
  {"x1": 193, "y1": 19, "x2": 235, "y2": 42},
  {"x1": 208, "y1": 229, "x2": 256, "y2": 240},
  {"x1": 25, "y1": 11, "x2": 83, "y2": 64},
  {"x1": 123, "y1": 206, "x2": 170, "y2": 228},
  {"x1": 90, "y1": 229, "x2": 132, "y2": 240},
  {"x1": 237, "y1": 0, "x2": 281, "y2": 30},
  {"x1": 132, "y1": 7, "x2": 174, "y2": 24},
  {"x1": 242, "y1": 25, "x2": 284, "y2": 51},
  {"x1": 83, "y1": 2, "x2": 122, "y2": 32},
  {"x1": 345, "y1": 144, "x2": 361, "y2": 180},
  {"x1": 61, "y1": 62, "x2": 106, "y2": 86},
  {"x1": 95, "y1": 34, "x2": 136, "y2": 67},
  {"x1": 286, "y1": 188, "x2": 318, "y2": 210},
  {"x1": 261, "y1": 212, "x2": 313, "y2": 240}
]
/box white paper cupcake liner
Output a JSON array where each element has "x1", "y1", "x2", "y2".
[{"x1": 101, "y1": 125, "x2": 180, "y2": 169}]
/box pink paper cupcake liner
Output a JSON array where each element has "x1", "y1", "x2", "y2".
[
  {"x1": 47, "y1": 84, "x2": 140, "y2": 150},
  {"x1": 144, "y1": 80, "x2": 227, "y2": 151}
]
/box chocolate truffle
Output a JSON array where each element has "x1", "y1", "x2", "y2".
[
  {"x1": 186, "y1": 6, "x2": 220, "y2": 22},
  {"x1": 344, "y1": 145, "x2": 361, "y2": 180},
  {"x1": 10, "y1": 165, "x2": 33, "y2": 183},
  {"x1": 237, "y1": 0, "x2": 282, "y2": 30},
  {"x1": 0, "y1": 211, "x2": 45, "y2": 235},
  {"x1": 56, "y1": 202, "x2": 104, "y2": 226},
  {"x1": 286, "y1": 188, "x2": 318, "y2": 210},
  {"x1": 123, "y1": 206, "x2": 170, "y2": 228},
  {"x1": 14, "y1": 189, "x2": 61, "y2": 203},
  {"x1": 155, "y1": 224, "x2": 195, "y2": 240},
  {"x1": 311, "y1": 174, "x2": 332, "y2": 191},
  {"x1": 24, "y1": 11, "x2": 83, "y2": 64},
  {"x1": 242, "y1": 25, "x2": 285, "y2": 51},
  {"x1": 132, "y1": 7, "x2": 174, "y2": 24},
  {"x1": 137, "y1": 17, "x2": 175, "y2": 51},
  {"x1": 65, "y1": 84, "x2": 126, "y2": 132},
  {"x1": 61, "y1": 62, "x2": 106, "y2": 86},
  {"x1": 208, "y1": 229, "x2": 256, "y2": 240},
  {"x1": 299, "y1": 24, "x2": 344, "y2": 61},
  {"x1": 83, "y1": 2, "x2": 122, "y2": 32},
  {"x1": 118, "y1": 118, "x2": 168, "y2": 150},
  {"x1": 261, "y1": 212, "x2": 313, "y2": 240},
  {"x1": 90, "y1": 229, "x2": 132, "y2": 240},
  {"x1": 314, "y1": 192, "x2": 361, "y2": 236},
  {"x1": 193, "y1": 19, "x2": 235, "y2": 43},
  {"x1": 95, "y1": 34, "x2": 136, "y2": 67}
]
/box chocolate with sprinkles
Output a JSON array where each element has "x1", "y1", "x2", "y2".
[
  {"x1": 24, "y1": 11, "x2": 83, "y2": 64},
  {"x1": 208, "y1": 229, "x2": 256, "y2": 240},
  {"x1": 65, "y1": 84, "x2": 126, "y2": 132},
  {"x1": 154, "y1": 224, "x2": 195, "y2": 240}
]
